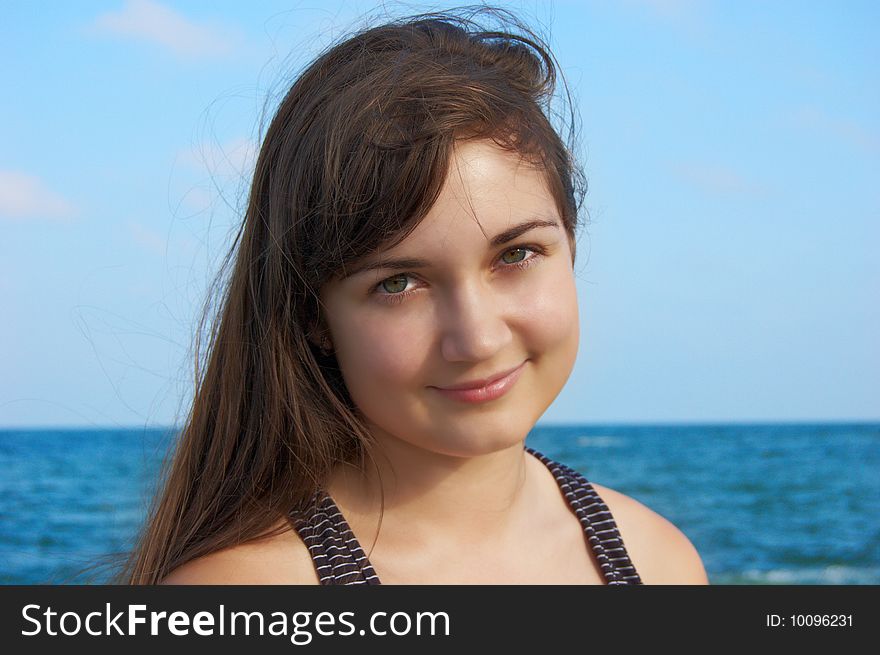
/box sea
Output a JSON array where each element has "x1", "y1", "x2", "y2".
[{"x1": 1, "y1": 422, "x2": 877, "y2": 585}]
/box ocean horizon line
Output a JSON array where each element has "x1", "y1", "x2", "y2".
[{"x1": 1, "y1": 418, "x2": 879, "y2": 433}]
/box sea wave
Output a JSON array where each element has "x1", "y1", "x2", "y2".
[{"x1": 712, "y1": 565, "x2": 880, "y2": 585}]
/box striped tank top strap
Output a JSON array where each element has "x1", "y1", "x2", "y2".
[
  {"x1": 290, "y1": 492, "x2": 381, "y2": 585},
  {"x1": 526, "y1": 446, "x2": 643, "y2": 585}
]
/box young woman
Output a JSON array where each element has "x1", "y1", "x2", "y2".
[{"x1": 124, "y1": 8, "x2": 708, "y2": 585}]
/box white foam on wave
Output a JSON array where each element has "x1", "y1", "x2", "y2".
[{"x1": 722, "y1": 565, "x2": 880, "y2": 585}]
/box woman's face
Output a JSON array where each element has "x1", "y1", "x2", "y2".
[{"x1": 319, "y1": 139, "x2": 580, "y2": 457}]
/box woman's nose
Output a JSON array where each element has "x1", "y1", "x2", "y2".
[{"x1": 438, "y1": 280, "x2": 513, "y2": 362}]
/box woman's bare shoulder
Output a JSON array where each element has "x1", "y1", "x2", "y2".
[
  {"x1": 160, "y1": 523, "x2": 320, "y2": 585},
  {"x1": 590, "y1": 482, "x2": 710, "y2": 585}
]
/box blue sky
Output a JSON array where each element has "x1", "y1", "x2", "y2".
[{"x1": 2, "y1": 1, "x2": 877, "y2": 428}]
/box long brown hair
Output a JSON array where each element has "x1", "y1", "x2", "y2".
[{"x1": 121, "y1": 5, "x2": 586, "y2": 584}]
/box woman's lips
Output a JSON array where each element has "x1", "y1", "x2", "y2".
[{"x1": 430, "y1": 361, "x2": 527, "y2": 404}]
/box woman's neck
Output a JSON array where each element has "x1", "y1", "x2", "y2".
[{"x1": 326, "y1": 433, "x2": 536, "y2": 548}]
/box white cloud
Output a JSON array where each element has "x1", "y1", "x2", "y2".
[
  {"x1": 177, "y1": 185, "x2": 214, "y2": 215},
  {"x1": 128, "y1": 220, "x2": 167, "y2": 256},
  {"x1": 791, "y1": 105, "x2": 880, "y2": 155},
  {"x1": 671, "y1": 162, "x2": 768, "y2": 196},
  {"x1": 632, "y1": 0, "x2": 698, "y2": 19},
  {"x1": 91, "y1": 0, "x2": 239, "y2": 59},
  {"x1": 619, "y1": 0, "x2": 709, "y2": 42},
  {"x1": 171, "y1": 137, "x2": 258, "y2": 218},
  {"x1": 0, "y1": 170, "x2": 76, "y2": 221},
  {"x1": 178, "y1": 136, "x2": 258, "y2": 180}
]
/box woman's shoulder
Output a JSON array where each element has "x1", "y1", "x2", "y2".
[
  {"x1": 589, "y1": 481, "x2": 710, "y2": 585},
  {"x1": 159, "y1": 522, "x2": 320, "y2": 585}
]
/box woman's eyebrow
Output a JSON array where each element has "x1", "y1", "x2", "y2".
[{"x1": 345, "y1": 218, "x2": 560, "y2": 278}]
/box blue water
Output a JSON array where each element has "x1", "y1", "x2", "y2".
[{"x1": 1, "y1": 423, "x2": 878, "y2": 584}]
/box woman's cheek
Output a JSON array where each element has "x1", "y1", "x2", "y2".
[
  {"x1": 514, "y1": 265, "x2": 580, "y2": 351},
  {"x1": 337, "y1": 313, "x2": 429, "y2": 391}
]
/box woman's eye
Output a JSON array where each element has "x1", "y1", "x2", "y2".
[
  {"x1": 500, "y1": 248, "x2": 528, "y2": 265},
  {"x1": 380, "y1": 274, "x2": 411, "y2": 294},
  {"x1": 372, "y1": 245, "x2": 545, "y2": 303}
]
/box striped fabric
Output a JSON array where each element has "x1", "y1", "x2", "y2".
[
  {"x1": 290, "y1": 494, "x2": 382, "y2": 585},
  {"x1": 525, "y1": 447, "x2": 643, "y2": 585},
  {"x1": 289, "y1": 445, "x2": 642, "y2": 585}
]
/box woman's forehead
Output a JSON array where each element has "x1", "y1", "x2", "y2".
[
  {"x1": 445, "y1": 139, "x2": 551, "y2": 190},
  {"x1": 406, "y1": 142, "x2": 558, "y2": 238},
  {"x1": 330, "y1": 140, "x2": 565, "y2": 282}
]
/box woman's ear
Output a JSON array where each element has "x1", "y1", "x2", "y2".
[{"x1": 307, "y1": 320, "x2": 334, "y2": 355}]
